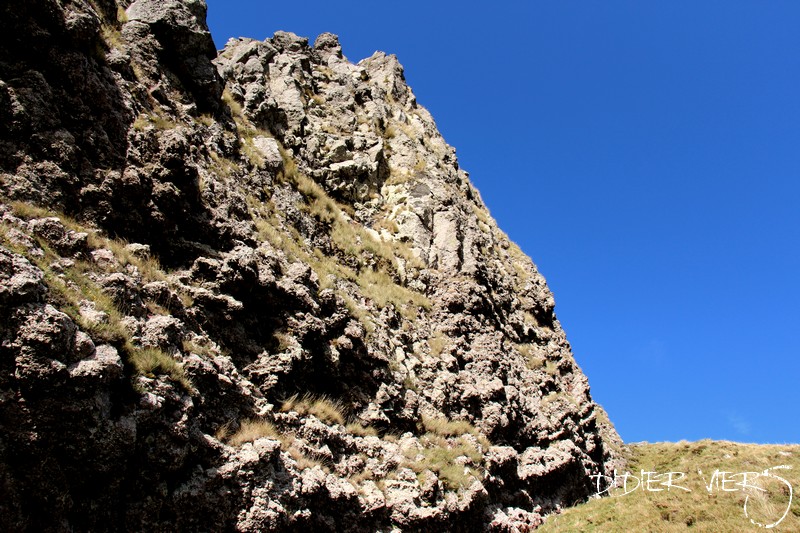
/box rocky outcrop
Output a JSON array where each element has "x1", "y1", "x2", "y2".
[{"x1": 0, "y1": 1, "x2": 623, "y2": 530}]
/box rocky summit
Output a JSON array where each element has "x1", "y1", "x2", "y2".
[{"x1": 0, "y1": 1, "x2": 623, "y2": 531}]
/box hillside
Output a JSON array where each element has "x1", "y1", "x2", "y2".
[
  {"x1": 0, "y1": 0, "x2": 622, "y2": 530},
  {"x1": 540, "y1": 440, "x2": 800, "y2": 532}
]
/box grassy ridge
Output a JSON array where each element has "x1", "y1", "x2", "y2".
[{"x1": 540, "y1": 440, "x2": 800, "y2": 532}]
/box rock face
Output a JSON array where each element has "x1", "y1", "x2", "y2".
[{"x1": 0, "y1": 1, "x2": 623, "y2": 531}]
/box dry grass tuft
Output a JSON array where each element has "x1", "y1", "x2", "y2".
[
  {"x1": 222, "y1": 88, "x2": 244, "y2": 120},
  {"x1": 131, "y1": 347, "x2": 192, "y2": 390},
  {"x1": 181, "y1": 339, "x2": 216, "y2": 358},
  {"x1": 428, "y1": 333, "x2": 448, "y2": 357},
  {"x1": 421, "y1": 416, "x2": 486, "y2": 443},
  {"x1": 516, "y1": 343, "x2": 545, "y2": 369},
  {"x1": 132, "y1": 113, "x2": 178, "y2": 131},
  {"x1": 208, "y1": 151, "x2": 241, "y2": 180},
  {"x1": 358, "y1": 268, "x2": 430, "y2": 320},
  {"x1": 281, "y1": 393, "x2": 346, "y2": 426},
  {"x1": 225, "y1": 419, "x2": 279, "y2": 447},
  {"x1": 398, "y1": 418, "x2": 492, "y2": 490},
  {"x1": 346, "y1": 422, "x2": 379, "y2": 437},
  {"x1": 250, "y1": 144, "x2": 429, "y2": 333}
]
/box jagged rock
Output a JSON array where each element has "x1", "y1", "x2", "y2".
[
  {"x1": 12, "y1": 304, "x2": 78, "y2": 361},
  {"x1": 126, "y1": 0, "x2": 221, "y2": 110},
  {"x1": 0, "y1": 247, "x2": 46, "y2": 306},
  {"x1": 68, "y1": 344, "x2": 123, "y2": 384},
  {"x1": 125, "y1": 242, "x2": 151, "y2": 259},
  {"x1": 140, "y1": 315, "x2": 185, "y2": 349},
  {"x1": 90, "y1": 248, "x2": 118, "y2": 269},
  {"x1": 27, "y1": 217, "x2": 88, "y2": 257},
  {"x1": 488, "y1": 506, "x2": 544, "y2": 532},
  {"x1": 251, "y1": 135, "x2": 283, "y2": 170},
  {"x1": 100, "y1": 272, "x2": 147, "y2": 317},
  {"x1": 0, "y1": 0, "x2": 623, "y2": 530}
]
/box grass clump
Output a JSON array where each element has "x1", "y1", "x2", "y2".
[
  {"x1": 99, "y1": 21, "x2": 125, "y2": 51},
  {"x1": 330, "y1": 215, "x2": 423, "y2": 272},
  {"x1": 8, "y1": 201, "x2": 55, "y2": 221},
  {"x1": 240, "y1": 138, "x2": 266, "y2": 169},
  {"x1": 221, "y1": 419, "x2": 279, "y2": 447},
  {"x1": 101, "y1": 238, "x2": 166, "y2": 282},
  {"x1": 278, "y1": 144, "x2": 423, "y2": 273},
  {"x1": 341, "y1": 294, "x2": 375, "y2": 334},
  {"x1": 259, "y1": 147, "x2": 429, "y2": 322},
  {"x1": 222, "y1": 88, "x2": 244, "y2": 120},
  {"x1": 311, "y1": 248, "x2": 357, "y2": 289},
  {"x1": 516, "y1": 343, "x2": 545, "y2": 369},
  {"x1": 282, "y1": 435, "x2": 331, "y2": 471},
  {"x1": 48, "y1": 261, "x2": 192, "y2": 390},
  {"x1": 221, "y1": 88, "x2": 272, "y2": 170},
  {"x1": 238, "y1": 124, "x2": 273, "y2": 169},
  {"x1": 412, "y1": 442, "x2": 481, "y2": 490},
  {"x1": 293, "y1": 171, "x2": 339, "y2": 224},
  {"x1": 247, "y1": 195, "x2": 357, "y2": 290},
  {"x1": 347, "y1": 423, "x2": 379, "y2": 437},
  {"x1": 130, "y1": 347, "x2": 191, "y2": 390},
  {"x1": 358, "y1": 268, "x2": 430, "y2": 320},
  {"x1": 401, "y1": 418, "x2": 491, "y2": 490},
  {"x1": 208, "y1": 151, "x2": 241, "y2": 181},
  {"x1": 421, "y1": 416, "x2": 486, "y2": 442},
  {"x1": 374, "y1": 217, "x2": 400, "y2": 235},
  {"x1": 273, "y1": 331, "x2": 293, "y2": 352},
  {"x1": 544, "y1": 360, "x2": 559, "y2": 376},
  {"x1": 281, "y1": 394, "x2": 346, "y2": 426},
  {"x1": 132, "y1": 113, "x2": 178, "y2": 131},
  {"x1": 181, "y1": 338, "x2": 216, "y2": 358},
  {"x1": 470, "y1": 202, "x2": 490, "y2": 225},
  {"x1": 9, "y1": 201, "x2": 185, "y2": 294},
  {"x1": 195, "y1": 113, "x2": 214, "y2": 127},
  {"x1": 249, "y1": 143, "x2": 430, "y2": 335},
  {"x1": 218, "y1": 420, "x2": 327, "y2": 471},
  {"x1": 349, "y1": 467, "x2": 375, "y2": 486},
  {"x1": 522, "y1": 311, "x2": 538, "y2": 327},
  {"x1": 248, "y1": 198, "x2": 305, "y2": 261},
  {"x1": 428, "y1": 333, "x2": 448, "y2": 357}
]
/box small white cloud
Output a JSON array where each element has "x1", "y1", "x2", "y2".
[{"x1": 727, "y1": 413, "x2": 751, "y2": 436}]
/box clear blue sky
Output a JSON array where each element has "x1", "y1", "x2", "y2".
[{"x1": 206, "y1": 1, "x2": 800, "y2": 444}]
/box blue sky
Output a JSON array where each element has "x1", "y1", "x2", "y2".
[{"x1": 206, "y1": 1, "x2": 800, "y2": 444}]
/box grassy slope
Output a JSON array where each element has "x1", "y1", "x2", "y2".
[{"x1": 540, "y1": 440, "x2": 800, "y2": 532}]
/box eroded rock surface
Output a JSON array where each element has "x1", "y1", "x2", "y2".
[{"x1": 0, "y1": 1, "x2": 623, "y2": 530}]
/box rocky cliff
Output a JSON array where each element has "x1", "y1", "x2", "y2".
[{"x1": 0, "y1": 1, "x2": 623, "y2": 530}]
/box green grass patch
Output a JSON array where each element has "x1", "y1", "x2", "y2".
[{"x1": 540, "y1": 440, "x2": 800, "y2": 532}]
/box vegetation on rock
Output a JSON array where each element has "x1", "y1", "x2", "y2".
[{"x1": 0, "y1": 0, "x2": 624, "y2": 530}]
